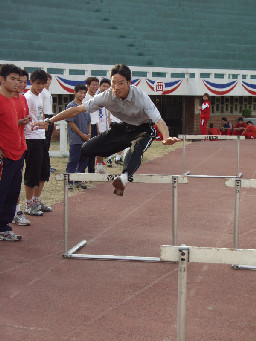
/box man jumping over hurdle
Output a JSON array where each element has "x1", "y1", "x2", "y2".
[{"x1": 32, "y1": 64, "x2": 180, "y2": 196}]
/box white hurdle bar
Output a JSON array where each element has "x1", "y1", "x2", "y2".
[
  {"x1": 225, "y1": 178, "x2": 256, "y2": 270},
  {"x1": 178, "y1": 135, "x2": 244, "y2": 178},
  {"x1": 56, "y1": 173, "x2": 188, "y2": 262},
  {"x1": 160, "y1": 244, "x2": 256, "y2": 341}
]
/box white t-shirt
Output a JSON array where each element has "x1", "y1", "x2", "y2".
[
  {"x1": 40, "y1": 88, "x2": 53, "y2": 116},
  {"x1": 83, "y1": 93, "x2": 99, "y2": 125},
  {"x1": 24, "y1": 90, "x2": 45, "y2": 139},
  {"x1": 98, "y1": 107, "x2": 109, "y2": 133}
]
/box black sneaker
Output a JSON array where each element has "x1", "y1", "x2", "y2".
[
  {"x1": 106, "y1": 159, "x2": 112, "y2": 168},
  {"x1": 75, "y1": 182, "x2": 87, "y2": 190},
  {"x1": 115, "y1": 158, "x2": 123, "y2": 165}
]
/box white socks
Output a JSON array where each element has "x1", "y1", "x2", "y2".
[{"x1": 120, "y1": 172, "x2": 128, "y2": 185}]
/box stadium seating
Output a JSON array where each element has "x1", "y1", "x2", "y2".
[{"x1": 1, "y1": 0, "x2": 255, "y2": 69}]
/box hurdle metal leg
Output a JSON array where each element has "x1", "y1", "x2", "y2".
[
  {"x1": 234, "y1": 179, "x2": 241, "y2": 249},
  {"x1": 177, "y1": 247, "x2": 189, "y2": 341},
  {"x1": 60, "y1": 173, "x2": 187, "y2": 262}
]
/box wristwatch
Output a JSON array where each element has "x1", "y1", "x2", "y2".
[{"x1": 44, "y1": 118, "x2": 52, "y2": 125}]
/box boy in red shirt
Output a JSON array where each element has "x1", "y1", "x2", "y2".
[
  {"x1": 208, "y1": 123, "x2": 220, "y2": 135},
  {"x1": 242, "y1": 121, "x2": 256, "y2": 139},
  {"x1": 233, "y1": 117, "x2": 247, "y2": 136},
  {"x1": 199, "y1": 93, "x2": 210, "y2": 135},
  {"x1": 0, "y1": 64, "x2": 24, "y2": 241},
  {"x1": 12, "y1": 69, "x2": 31, "y2": 226}
]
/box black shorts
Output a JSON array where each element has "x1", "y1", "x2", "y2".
[{"x1": 24, "y1": 139, "x2": 50, "y2": 187}]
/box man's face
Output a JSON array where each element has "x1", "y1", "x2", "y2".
[
  {"x1": 0, "y1": 73, "x2": 20, "y2": 92},
  {"x1": 111, "y1": 74, "x2": 131, "y2": 99},
  {"x1": 100, "y1": 82, "x2": 110, "y2": 93},
  {"x1": 75, "y1": 89, "x2": 86, "y2": 102},
  {"x1": 31, "y1": 80, "x2": 46, "y2": 95},
  {"x1": 87, "y1": 81, "x2": 99, "y2": 95},
  {"x1": 18, "y1": 75, "x2": 28, "y2": 93},
  {"x1": 203, "y1": 95, "x2": 208, "y2": 101},
  {"x1": 46, "y1": 77, "x2": 52, "y2": 88}
]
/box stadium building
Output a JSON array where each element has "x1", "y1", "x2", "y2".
[{"x1": 1, "y1": 0, "x2": 256, "y2": 135}]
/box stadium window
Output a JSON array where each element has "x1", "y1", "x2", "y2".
[
  {"x1": 212, "y1": 106, "x2": 215, "y2": 113},
  {"x1": 47, "y1": 68, "x2": 64, "y2": 75},
  {"x1": 239, "y1": 106, "x2": 242, "y2": 113},
  {"x1": 214, "y1": 73, "x2": 225, "y2": 79},
  {"x1": 69, "y1": 69, "x2": 85, "y2": 75},
  {"x1": 171, "y1": 73, "x2": 185, "y2": 78},
  {"x1": 152, "y1": 72, "x2": 166, "y2": 78},
  {"x1": 230, "y1": 97, "x2": 233, "y2": 105},
  {"x1": 235, "y1": 104, "x2": 238, "y2": 112},
  {"x1": 189, "y1": 73, "x2": 195, "y2": 78},
  {"x1": 221, "y1": 106, "x2": 224, "y2": 113},
  {"x1": 230, "y1": 106, "x2": 233, "y2": 113},
  {"x1": 250, "y1": 75, "x2": 256, "y2": 79},
  {"x1": 232, "y1": 74, "x2": 239, "y2": 79},
  {"x1": 242, "y1": 75, "x2": 247, "y2": 79},
  {"x1": 248, "y1": 97, "x2": 252, "y2": 105},
  {"x1": 25, "y1": 67, "x2": 42, "y2": 73},
  {"x1": 91, "y1": 70, "x2": 107, "y2": 76},
  {"x1": 200, "y1": 73, "x2": 211, "y2": 78},
  {"x1": 132, "y1": 71, "x2": 147, "y2": 77},
  {"x1": 225, "y1": 104, "x2": 229, "y2": 111}
]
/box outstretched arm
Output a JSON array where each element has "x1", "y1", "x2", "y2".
[
  {"x1": 156, "y1": 118, "x2": 180, "y2": 145},
  {"x1": 31, "y1": 104, "x2": 85, "y2": 130}
]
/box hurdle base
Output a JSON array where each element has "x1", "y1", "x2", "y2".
[
  {"x1": 187, "y1": 172, "x2": 242, "y2": 179},
  {"x1": 63, "y1": 239, "x2": 166, "y2": 262},
  {"x1": 232, "y1": 265, "x2": 256, "y2": 270}
]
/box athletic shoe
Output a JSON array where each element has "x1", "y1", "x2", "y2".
[
  {"x1": 75, "y1": 182, "x2": 87, "y2": 190},
  {"x1": 0, "y1": 230, "x2": 22, "y2": 241},
  {"x1": 112, "y1": 176, "x2": 126, "y2": 196},
  {"x1": 115, "y1": 158, "x2": 123, "y2": 165},
  {"x1": 24, "y1": 205, "x2": 44, "y2": 216},
  {"x1": 50, "y1": 167, "x2": 57, "y2": 173},
  {"x1": 106, "y1": 159, "x2": 112, "y2": 168},
  {"x1": 12, "y1": 211, "x2": 30, "y2": 226},
  {"x1": 38, "y1": 202, "x2": 52, "y2": 212}
]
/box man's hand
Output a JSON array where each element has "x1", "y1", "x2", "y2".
[
  {"x1": 81, "y1": 133, "x2": 91, "y2": 141},
  {"x1": 18, "y1": 116, "x2": 32, "y2": 126},
  {"x1": 162, "y1": 137, "x2": 181, "y2": 145},
  {"x1": 31, "y1": 121, "x2": 49, "y2": 130}
]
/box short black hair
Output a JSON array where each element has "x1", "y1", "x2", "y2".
[
  {"x1": 247, "y1": 121, "x2": 252, "y2": 124},
  {"x1": 222, "y1": 117, "x2": 227, "y2": 122},
  {"x1": 30, "y1": 70, "x2": 48, "y2": 84},
  {"x1": 238, "y1": 117, "x2": 243, "y2": 121},
  {"x1": 0, "y1": 64, "x2": 21, "y2": 79},
  {"x1": 86, "y1": 77, "x2": 99, "y2": 86},
  {"x1": 21, "y1": 69, "x2": 29, "y2": 78},
  {"x1": 110, "y1": 64, "x2": 131, "y2": 81},
  {"x1": 209, "y1": 123, "x2": 214, "y2": 128},
  {"x1": 100, "y1": 78, "x2": 111, "y2": 86},
  {"x1": 74, "y1": 84, "x2": 87, "y2": 93}
]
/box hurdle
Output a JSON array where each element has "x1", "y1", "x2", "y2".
[
  {"x1": 160, "y1": 244, "x2": 256, "y2": 341},
  {"x1": 56, "y1": 173, "x2": 188, "y2": 262},
  {"x1": 178, "y1": 135, "x2": 244, "y2": 178},
  {"x1": 225, "y1": 178, "x2": 256, "y2": 270}
]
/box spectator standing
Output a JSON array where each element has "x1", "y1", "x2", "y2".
[
  {"x1": 24, "y1": 70, "x2": 52, "y2": 216},
  {"x1": 96, "y1": 78, "x2": 111, "y2": 173},
  {"x1": 66, "y1": 84, "x2": 91, "y2": 190},
  {"x1": 12, "y1": 69, "x2": 31, "y2": 226},
  {"x1": 40, "y1": 72, "x2": 56, "y2": 173},
  {"x1": 199, "y1": 93, "x2": 210, "y2": 135},
  {"x1": 83, "y1": 77, "x2": 100, "y2": 173},
  {"x1": 0, "y1": 64, "x2": 23, "y2": 241}
]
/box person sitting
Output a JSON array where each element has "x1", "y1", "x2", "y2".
[
  {"x1": 208, "y1": 123, "x2": 220, "y2": 135},
  {"x1": 242, "y1": 121, "x2": 256, "y2": 139},
  {"x1": 233, "y1": 117, "x2": 247, "y2": 136},
  {"x1": 220, "y1": 117, "x2": 232, "y2": 135}
]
